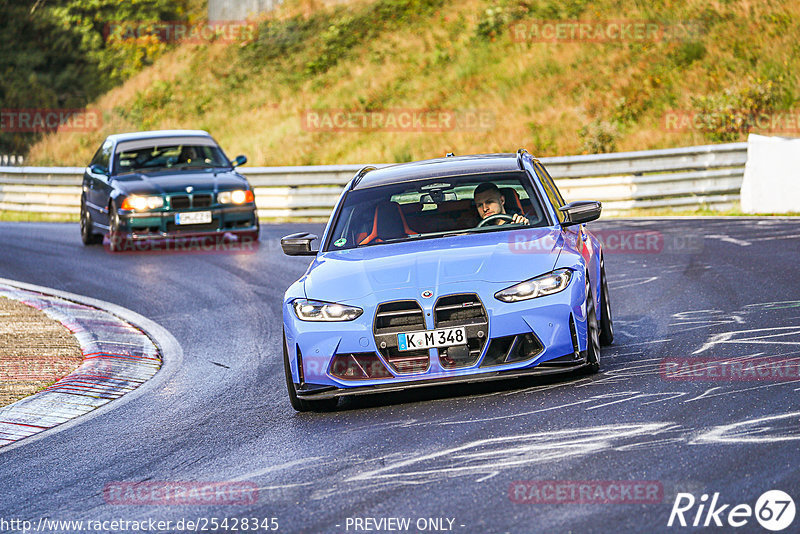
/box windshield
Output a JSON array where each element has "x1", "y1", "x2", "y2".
[
  {"x1": 113, "y1": 138, "x2": 230, "y2": 174},
  {"x1": 325, "y1": 172, "x2": 548, "y2": 251}
]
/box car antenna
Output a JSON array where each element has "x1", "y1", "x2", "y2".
[{"x1": 446, "y1": 152, "x2": 455, "y2": 157}]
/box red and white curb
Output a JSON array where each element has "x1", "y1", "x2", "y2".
[{"x1": 0, "y1": 282, "x2": 164, "y2": 448}]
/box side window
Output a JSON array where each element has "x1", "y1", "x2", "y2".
[
  {"x1": 91, "y1": 141, "x2": 112, "y2": 170},
  {"x1": 535, "y1": 162, "x2": 566, "y2": 223}
]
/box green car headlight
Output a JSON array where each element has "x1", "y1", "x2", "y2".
[
  {"x1": 495, "y1": 268, "x2": 573, "y2": 303},
  {"x1": 218, "y1": 190, "x2": 254, "y2": 204},
  {"x1": 292, "y1": 299, "x2": 363, "y2": 322},
  {"x1": 121, "y1": 195, "x2": 164, "y2": 211}
]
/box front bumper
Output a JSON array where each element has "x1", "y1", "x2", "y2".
[
  {"x1": 117, "y1": 205, "x2": 258, "y2": 240},
  {"x1": 284, "y1": 275, "x2": 592, "y2": 398},
  {"x1": 294, "y1": 355, "x2": 589, "y2": 399}
]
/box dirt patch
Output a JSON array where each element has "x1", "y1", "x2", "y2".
[{"x1": 0, "y1": 296, "x2": 84, "y2": 407}]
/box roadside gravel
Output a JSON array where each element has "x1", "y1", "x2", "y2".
[{"x1": 0, "y1": 297, "x2": 83, "y2": 407}]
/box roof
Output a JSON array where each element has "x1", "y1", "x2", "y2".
[
  {"x1": 352, "y1": 153, "x2": 525, "y2": 190},
  {"x1": 105, "y1": 130, "x2": 211, "y2": 143}
]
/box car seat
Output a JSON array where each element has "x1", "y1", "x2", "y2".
[
  {"x1": 358, "y1": 201, "x2": 418, "y2": 245},
  {"x1": 500, "y1": 187, "x2": 524, "y2": 213}
]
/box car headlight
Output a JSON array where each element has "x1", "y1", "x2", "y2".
[
  {"x1": 495, "y1": 269, "x2": 573, "y2": 303},
  {"x1": 121, "y1": 195, "x2": 164, "y2": 211},
  {"x1": 292, "y1": 299, "x2": 363, "y2": 322},
  {"x1": 218, "y1": 190, "x2": 255, "y2": 204}
]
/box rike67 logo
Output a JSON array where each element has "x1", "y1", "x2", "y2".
[{"x1": 668, "y1": 490, "x2": 795, "y2": 531}]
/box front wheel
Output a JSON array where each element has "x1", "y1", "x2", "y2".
[
  {"x1": 80, "y1": 200, "x2": 103, "y2": 245},
  {"x1": 108, "y1": 205, "x2": 127, "y2": 253},
  {"x1": 599, "y1": 258, "x2": 614, "y2": 346},
  {"x1": 283, "y1": 332, "x2": 337, "y2": 412},
  {"x1": 584, "y1": 274, "x2": 601, "y2": 374}
]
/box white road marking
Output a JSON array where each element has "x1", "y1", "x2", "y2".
[
  {"x1": 705, "y1": 234, "x2": 752, "y2": 246},
  {"x1": 693, "y1": 326, "x2": 800, "y2": 354},
  {"x1": 229, "y1": 457, "x2": 324, "y2": 482},
  {"x1": 692, "y1": 412, "x2": 800, "y2": 444},
  {"x1": 347, "y1": 423, "x2": 672, "y2": 482}
]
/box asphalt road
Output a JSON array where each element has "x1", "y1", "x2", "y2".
[{"x1": 0, "y1": 219, "x2": 799, "y2": 534}]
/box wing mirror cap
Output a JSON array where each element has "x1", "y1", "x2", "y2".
[
  {"x1": 232, "y1": 155, "x2": 247, "y2": 167},
  {"x1": 559, "y1": 201, "x2": 602, "y2": 226},
  {"x1": 88, "y1": 163, "x2": 108, "y2": 176},
  {"x1": 281, "y1": 232, "x2": 319, "y2": 256}
]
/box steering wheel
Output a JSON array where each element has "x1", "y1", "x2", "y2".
[{"x1": 477, "y1": 213, "x2": 514, "y2": 227}]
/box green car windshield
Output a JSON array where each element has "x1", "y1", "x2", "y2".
[
  {"x1": 326, "y1": 172, "x2": 548, "y2": 251},
  {"x1": 114, "y1": 138, "x2": 230, "y2": 174}
]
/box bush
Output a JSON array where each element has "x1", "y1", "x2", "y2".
[
  {"x1": 690, "y1": 78, "x2": 785, "y2": 143},
  {"x1": 579, "y1": 119, "x2": 621, "y2": 154},
  {"x1": 473, "y1": 0, "x2": 591, "y2": 42},
  {"x1": 246, "y1": 0, "x2": 446, "y2": 79}
]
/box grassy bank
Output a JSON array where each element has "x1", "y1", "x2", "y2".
[
  {"x1": 26, "y1": 0, "x2": 800, "y2": 166},
  {"x1": 0, "y1": 211, "x2": 80, "y2": 223}
]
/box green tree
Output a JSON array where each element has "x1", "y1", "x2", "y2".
[{"x1": 0, "y1": 0, "x2": 190, "y2": 155}]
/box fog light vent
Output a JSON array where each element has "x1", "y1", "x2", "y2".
[
  {"x1": 480, "y1": 333, "x2": 543, "y2": 367},
  {"x1": 330, "y1": 353, "x2": 393, "y2": 380}
]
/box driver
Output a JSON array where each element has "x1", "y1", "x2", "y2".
[{"x1": 473, "y1": 183, "x2": 529, "y2": 225}]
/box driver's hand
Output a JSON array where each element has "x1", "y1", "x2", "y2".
[{"x1": 511, "y1": 214, "x2": 529, "y2": 225}]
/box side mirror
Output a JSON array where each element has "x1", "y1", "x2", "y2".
[
  {"x1": 232, "y1": 155, "x2": 247, "y2": 168},
  {"x1": 281, "y1": 232, "x2": 319, "y2": 256},
  {"x1": 559, "y1": 201, "x2": 602, "y2": 226},
  {"x1": 88, "y1": 163, "x2": 108, "y2": 176}
]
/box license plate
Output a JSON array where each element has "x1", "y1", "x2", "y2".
[
  {"x1": 397, "y1": 327, "x2": 466, "y2": 351},
  {"x1": 175, "y1": 211, "x2": 212, "y2": 225}
]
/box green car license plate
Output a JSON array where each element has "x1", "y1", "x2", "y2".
[{"x1": 175, "y1": 211, "x2": 212, "y2": 225}]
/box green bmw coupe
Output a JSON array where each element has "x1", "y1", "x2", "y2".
[{"x1": 80, "y1": 130, "x2": 259, "y2": 252}]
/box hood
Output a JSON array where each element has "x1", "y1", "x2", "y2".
[
  {"x1": 303, "y1": 227, "x2": 564, "y2": 302},
  {"x1": 112, "y1": 169, "x2": 248, "y2": 195}
]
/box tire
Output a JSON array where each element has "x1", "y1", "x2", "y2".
[
  {"x1": 598, "y1": 258, "x2": 614, "y2": 346},
  {"x1": 80, "y1": 199, "x2": 103, "y2": 245},
  {"x1": 584, "y1": 274, "x2": 601, "y2": 374},
  {"x1": 283, "y1": 331, "x2": 337, "y2": 412},
  {"x1": 108, "y1": 204, "x2": 127, "y2": 253}
]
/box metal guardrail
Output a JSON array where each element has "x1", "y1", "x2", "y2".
[{"x1": 0, "y1": 142, "x2": 748, "y2": 219}]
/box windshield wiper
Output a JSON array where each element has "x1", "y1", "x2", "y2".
[
  {"x1": 121, "y1": 165, "x2": 171, "y2": 174},
  {"x1": 170, "y1": 163, "x2": 216, "y2": 170},
  {"x1": 462, "y1": 223, "x2": 528, "y2": 233}
]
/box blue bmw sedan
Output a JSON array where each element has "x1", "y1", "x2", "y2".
[{"x1": 281, "y1": 150, "x2": 613, "y2": 411}]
